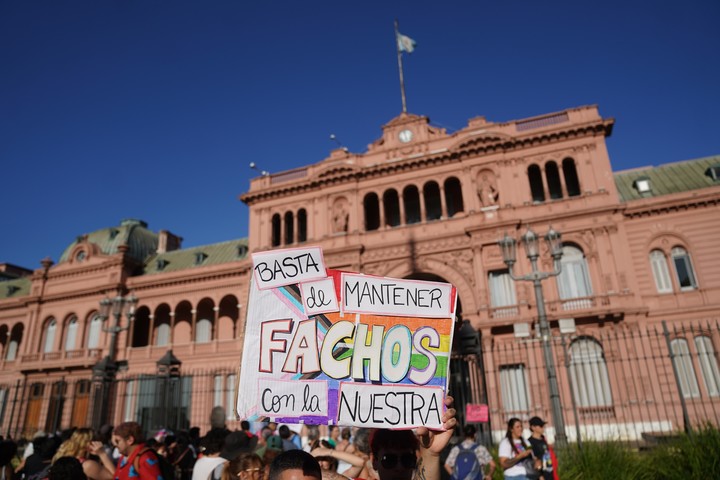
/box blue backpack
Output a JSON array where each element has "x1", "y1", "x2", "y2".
[{"x1": 452, "y1": 443, "x2": 482, "y2": 480}]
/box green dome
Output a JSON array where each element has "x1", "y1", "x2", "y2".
[{"x1": 59, "y1": 219, "x2": 159, "y2": 263}]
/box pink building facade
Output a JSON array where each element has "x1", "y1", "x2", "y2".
[{"x1": 1, "y1": 105, "x2": 719, "y2": 442}]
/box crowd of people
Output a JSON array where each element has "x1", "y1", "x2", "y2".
[{"x1": 0, "y1": 400, "x2": 556, "y2": 480}]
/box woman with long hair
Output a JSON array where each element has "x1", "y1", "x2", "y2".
[
  {"x1": 52, "y1": 429, "x2": 112, "y2": 480},
  {"x1": 498, "y1": 418, "x2": 533, "y2": 480},
  {"x1": 221, "y1": 453, "x2": 264, "y2": 480}
]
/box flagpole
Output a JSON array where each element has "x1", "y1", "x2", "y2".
[{"x1": 394, "y1": 19, "x2": 408, "y2": 114}]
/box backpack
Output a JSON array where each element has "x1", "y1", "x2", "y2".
[
  {"x1": 452, "y1": 443, "x2": 482, "y2": 480},
  {"x1": 133, "y1": 447, "x2": 178, "y2": 480}
]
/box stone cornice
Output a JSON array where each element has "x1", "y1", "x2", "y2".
[
  {"x1": 240, "y1": 118, "x2": 614, "y2": 205},
  {"x1": 128, "y1": 261, "x2": 251, "y2": 291},
  {"x1": 623, "y1": 189, "x2": 720, "y2": 219}
]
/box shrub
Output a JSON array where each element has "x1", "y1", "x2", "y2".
[
  {"x1": 555, "y1": 441, "x2": 644, "y2": 480},
  {"x1": 642, "y1": 424, "x2": 720, "y2": 479}
]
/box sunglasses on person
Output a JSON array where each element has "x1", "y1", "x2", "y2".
[{"x1": 380, "y1": 453, "x2": 417, "y2": 469}]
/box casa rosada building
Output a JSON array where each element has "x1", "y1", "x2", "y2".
[{"x1": 1, "y1": 105, "x2": 719, "y2": 442}]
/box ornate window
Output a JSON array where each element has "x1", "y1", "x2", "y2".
[
  {"x1": 195, "y1": 319, "x2": 212, "y2": 343},
  {"x1": 423, "y1": 181, "x2": 442, "y2": 220},
  {"x1": 363, "y1": 193, "x2": 380, "y2": 231},
  {"x1": 64, "y1": 316, "x2": 78, "y2": 351},
  {"x1": 383, "y1": 189, "x2": 401, "y2": 227},
  {"x1": 695, "y1": 336, "x2": 720, "y2": 397},
  {"x1": 670, "y1": 338, "x2": 700, "y2": 398},
  {"x1": 156, "y1": 323, "x2": 170, "y2": 347},
  {"x1": 297, "y1": 209, "x2": 307, "y2": 243},
  {"x1": 563, "y1": 158, "x2": 581, "y2": 197},
  {"x1": 403, "y1": 185, "x2": 421, "y2": 224},
  {"x1": 87, "y1": 315, "x2": 103, "y2": 349},
  {"x1": 444, "y1": 177, "x2": 464, "y2": 217},
  {"x1": 557, "y1": 245, "x2": 593, "y2": 309},
  {"x1": 545, "y1": 161, "x2": 563, "y2": 199},
  {"x1": 284, "y1": 211, "x2": 294, "y2": 245},
  {"x1": 43, "y1": 318, "x2": 57, "y2": 353},
  {"x1": 649, "y1": 250, "x2": 673, "y2": 293},
  {"x1": 569, "y1": 338, "x2": 613, "y2": 407},
  {"x1": 271, "y1": 214, "x2": 281, "y2": 247},
  {"x1": 226, "y1": 374, "x2": 236, "y2": 419},
  {"x1": 499, "y1": 364, "x2": 530, "y2": 412},
  {"x1": 488, "y1": 270, "x2": 518, "y2": 317},
  {"x1": 671, "y1": 247, "x2": 698, "y2": 291},
  {"x1": 528, "y1": 164, "x2": 545, "y2": 203}
]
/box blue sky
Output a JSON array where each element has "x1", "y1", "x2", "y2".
[{"x1": 2, "y1": 1, "x2": 719, "y2": 270}]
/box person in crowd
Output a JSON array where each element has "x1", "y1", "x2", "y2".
[
  {"x1": 14, "y1": 431, "x2": 46, "y2": 475},
  {"x1": 168, "y1": 431, "x2": 196, "y2": 480},
  {"x1": 48, "y1": 457, "x2": 87, "y2": 480},
  {"x1": 89, "y1": 421, "x2": 162, "y2": 480},
  {"x1": 310, "y1": 443, "x2": 365, "y2": 478},
  {"x1": 526, "y1": 418, "x2": 553, "y2": 480},
  {"x1": 213, "y1": 431, "x2": 259, "y2": 480},
  {"x1": 301, "y1": 427, "x2": 320, "y2": 453},
  {"x1": 370, "y1": 395, "x2": 457, "y2": 480},
  {"x1": 268, "y1": 450, "x2": 322, "y2": 480},
  {"x1": 21, "y1": 435, "x2": 60, "y2": 480},
  {"x1": 189, "y1": 429, "x2": 227, "y2": 480},
  {"x1": 259, "y1": 437, "x2": 283, "y2": 473},
  {"x1": 498, "y1": 418, "x2": 533, "y2": 480},
  {"x1": 334, "y1": 429, "x2": 352, "y2": 453},
  {"x1": 278, "y1": 427, "x2": 300, "y2": 452},
  {"x1": 443, "y1": 425, "x2": 495, "y2": 480},
  {"x1": 1, "y1": 439, "x2": 18, "y2": 480},
  {"x1": 52, "y1": 428, "x2": 112, "y2": 480},
  {"x1": 344, "y1": 429, "x2": 374, "y2": 480},
  {"x1": 189, "y1": 428, "x2": 201, "y2": 456},
  {"x1": 96, "y1": 426, "x2": 117, "y2": 465},
  {"x1": 220, "y1": 453, "x2": 264, "y2": 480},
  {"x1": 254, "y1": 428, "x2": 275, "y2": 460}
]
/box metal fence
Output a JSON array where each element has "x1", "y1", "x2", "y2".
[
  {"x1": 2, "y1": 320, "x2": 719, "y2": 447},
  {"x1": 482, "y1": 320, "x2": 720, "y2": 447}
]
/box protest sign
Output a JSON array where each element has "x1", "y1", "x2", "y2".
[{"x1": 236, "y1": 246, "x2": 457, "y2": 429}]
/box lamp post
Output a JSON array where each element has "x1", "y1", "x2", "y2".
[
  {"x1": 156, "y1": 350, "x2": 182, "y2": 430},
  {"x1": 498, "y1": 226, "x2": 568, "y2": 447},
  {"x1": 91, "y1": 293, "x2": 137, "y2": 429}
]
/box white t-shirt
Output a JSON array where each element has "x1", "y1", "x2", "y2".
[
  {"x1": 192, "y1": 456, "x2": 227, "y2": 480},
  {"x1": 498, "y1": 438, "x2": 529, "y2": 477}
]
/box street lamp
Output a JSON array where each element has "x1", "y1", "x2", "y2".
[
  {"x1": 92, "y1": 292, "x2": 138, "y2": 429},
  {"x1": 156, "y1": 350, "x2": 182, "y2": 430},
  {"x1": 499, "y1": 226, "x2": 568, "y2": 446}
]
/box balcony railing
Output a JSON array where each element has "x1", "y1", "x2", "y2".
[{"x1": 20, "y1": 348, "x2": 103, "y2": 364}]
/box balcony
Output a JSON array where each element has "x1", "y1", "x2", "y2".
[{"x1": 19, "y1": 348, "x2": 103, "y2": 370}]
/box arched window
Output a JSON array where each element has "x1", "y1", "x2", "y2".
[
  {"x1": 694, "y1": 336, "x2": 720, "y2": 397},
  {"x1": 363, "y1": 193, "x2": 380, "y2": 231},
  {"x1": 671, "y1": 247, "x2": 698, "y2": 290},
  {"x1": 528, "y1": 164, "x2": 545, "y2": 203},
  {"x1": 284, "y1": 211, "x2": 294, "y2": 245},
  {"x1": 557, "y1": 245, "x2": 593, "y2": 309},
  {"x1": 545, "y1": 161, "x2": 563, "y2": 199},
  {"x1": 226, "y1": 374, "x2": 236, "y2": 419},
  {"x1": 297, "y1": 209, "x2": 307, "y2": 243},
  {"x1": 156, "y1": 323, "x2": 170, "y2": 346},
  {"x1": 670, "y1": 338, "x2": 700, "y2": 398},
  {"x1": 195, "y1": 319, "x2": 212, "y2": 343},
  {"x1": 6, "y1": 339, "x2": 18, "y2": 361},
  {"x1": 423, "y1": 181, "x2": 442, "y2": 221},
  {"x1": 562, "y1": 158, "x2": 581, "y2": 197},
  {"x1": 43, "y1": 318, "x2": 57, "y2": 353},
  {"x1": 403, "y1": 185, "x2": 421, "y2": 224},
  {"x1": 569, "y1": 338, "x2": 613, "y2": 407},
  {"x1": 444, "y1": 177, "x2": 464, "y2": 217},
  {"x1": 649, "y1": 250, "x2": 673, "y2": 293},
  {"x1": 271, "y1": 214, "x2": 281, "y2": 247},
  {"x1": 383, "y1": 189, "x2": 401, "y2": 227},
  {"x1": 87, "y1": 315, "x2": 103, "y2": 349},
  {"x1": 64, "y1": 316, "x2": 78, "y2": 351},
  {"x1": 214, "y1": 375, "x2": 223, "y2": 408},
  {"x1": 488, "y1": 270, "x2": 518, "y2": 317}
]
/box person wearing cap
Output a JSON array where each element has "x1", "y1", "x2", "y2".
[{"x1": 527, "y1": 418, "x2": 553, "y2": 480}]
